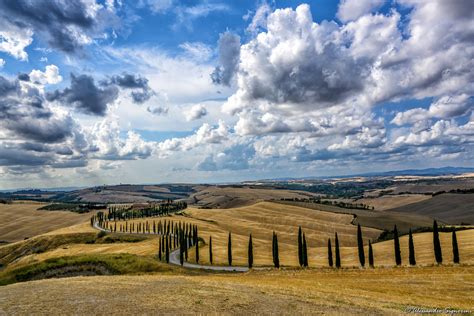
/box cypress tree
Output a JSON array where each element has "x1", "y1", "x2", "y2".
[
  {"x1": 184, "y1": 232, "x2": 188, "y2": 261},
  {"x1": 368, "y1": 240, "x2": 374, "y2": 268},
  {"x1": 394, "y1": 225, "x2": 402, "y2": 266},
  {"x1": 272, "y1": 232, "x2": 275, "y2": 266},
  {"x1": 302, "y1": 233, "x2": 308, "y2": 267},
  {"x1": 228, "y1": 232, "x2": 232, "y2": 266},
  {"x1": 335, "y1": 232, "x2": 341, "y2": 268},
  {"x1": 195, "y1": 227, "x2": 199, "y2": 264},
  {"x1": 452, "y1": 229, "x2": 459, "y2": 264},
  {"x1": 408, "y1": 229, "x2": 416, "y2": 266},
  {"x1": 357, "y1": 224, "x2": 365, "y2": 267},
  {"x1": 273, "y1": 232, "x2": 280, "y2": 268},
  {"x1": 179, "y1": 231, "x2": 184, "y2": 266},
  {"x1": 209, "y1": 236, "x2": 213, "y2": 265},
  {"x1": 165, "y1": 235, "x2": 169, "y2": 263},
  {"x1": 327, "y1": 238, "x2": 333, "y2": 267},
  {"x1": 298, "y1": 226, "x2": 303, "y2": 267},
  {"x1": 158, "y1": 236, "x2": 162, "y2": 261},
  {"x1": 433, "y1": 220, "x2": 442, "y2": 264},
  {"x1": 248, "y1": 234, "x2": 253, "y2": 269}
]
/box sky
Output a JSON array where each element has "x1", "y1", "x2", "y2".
[{"x1": 0, "y1": 0, "x2": 473, "y2": 189}]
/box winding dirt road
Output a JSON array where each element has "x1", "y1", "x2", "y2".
[{"x1": 93, "y1": 221, "x2": 249, "y2": 272}]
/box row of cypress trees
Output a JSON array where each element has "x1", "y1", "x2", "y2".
[
  {"x1": 361, "y1": 220, "x2": 460, "y2": 268},
  {"x1": 105, "y1": 201, "x2": 187, "y2": 221},
  {"x1": 95, "y1": 216, "x2": 198, "y2": 239},
  {"x1": 97, "y1": 214, "x2": 461, "y2": 268},
  {"x1": 208, "y1": 221, "x2": 460, "y2": 268}
]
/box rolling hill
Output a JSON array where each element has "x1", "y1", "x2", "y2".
[{"x1": 387, "y1": 193, "x2": 474, "y2": 224}]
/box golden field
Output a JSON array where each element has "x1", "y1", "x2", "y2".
[
  {"x1": 0, "y1": 202, "x2": 96, "y2": 243},
  {"x1": 1, "y1": 266, "x2": 472, "y2": 314},
  {"x1": 8, "y1": 202, "x2": 473, "y2": 268},
  {"x1": 357, "y1": 194, "x2": 432, "y2": 211},
  {"x1": 1, "y1": 200, "x2": 473, "y2": 314},
  {"x1": 190, "y1": 186, "x2": 316, "y2": 208}
]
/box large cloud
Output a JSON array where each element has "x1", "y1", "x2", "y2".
[
  {"x1": 47, "y1": 71, "x2": 155, "y2": 116},
  {"x1": 223, "y1": 4, "x2": 369, "y2": 116},
  {"x1": 29, "y1": 65, "x2": 63, "y2": 85},
  {"x1": 392, "y1": 95, "x2": 474, "y2": 126},
  {"x1": 104, "y1": 72, "x2": 154, "y2": 104},
  {"x1": 0, "y1": 0, "x2": 118, "y2": 59},
  {"x1": 211, "y1": 31, "x2": 241, "y2": 86},
  {"x1": 47, "y1": 74, "x2": 119, "y2": 116},
  {"x1": 213, "y1": 1, "x2": 474, "y2": 169},
  {"x1": 0, "y1": 72, "x2": 155, "y2": 174},
  {"x1": 184, "y1": 104, "x2": 208, "y2": 121},
  {"x1": 157, "y1": 120, "x2": 229, "y2": 155},
  {"x1": 337, "y1": 0, "x2": 385, "y2": 22}
]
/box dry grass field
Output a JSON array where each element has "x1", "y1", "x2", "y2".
[
  {"x1": 189, "y1": 186, "x2": 316, "y2": 208},
  {"x1": 389, "y1": 179, "x2": 474, "y2": 194},
  {"x1": 357, "y1": 194, "x2": 432, "y2": 211},
  {"x1": 0, "y1": 202, "x2": 96, "y2": 243},
  {"x1": 274, "y1": 200, "x2": 434, "y2": 233},
  {"x1": 1, "y1": 266, "x2": 472, "y2": 314},
  {"x1": 10, "y1": 202, "x2": 472, "y2": 268},
  {"x1": 1, "y1": 200, "x2": 473, "y2": 314},
  {"x1": 387, "y1": 193, "x2": 474, "y2": 224}
]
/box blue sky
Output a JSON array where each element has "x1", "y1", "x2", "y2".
[{"x1": 0, "y1": 0, "x2": 473, "y2": 189}]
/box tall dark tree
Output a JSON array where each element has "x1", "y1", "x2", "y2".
[
  {"x1": 298, "y1": 226, "x2": 303, "y2": 267},
  {"x1": 335, "y1": 232, "x2": 341, "y2": 268},
  {"x1": 195, "y1": 227, "x2": 199, "y2": 264},
  {"x1": 408, "y1": 229, "x2": 416, "y2": 266},
  {"x1": 394, "y1": 225, "x2": 401, "y2": 266},
  {"x1": 368, "y1": 240, "x2": 374, "y2": 268},
  {"x1": 357, "y1": 223, "x2": 365, "y2": 267},
  {"x1": 158, "y1": 236, "x2": 162, "y2": 261},
  {"x1": 452, "y1": 229, "x2": 459, "y2": 264},
  {"x1": 302, "y1": 233, "x2": 308, "y2": 267},
  {"x1": 248, "y1": 234, "x2": 253, "y2": 269},
  {"x1": 165, "y1": 235, "x2": 170, "y2": 263},
  {"x1": 184, "y1": 232, "x2": 188, "y2": 261},
  {"x1": 272, "y1": 232, "x2": 280, "y2": 268},
  {"x1": 228, "y1": 232, "x2": 232, "y2": 266},
  {"x1": 179, "y1": 231, "x2": 184, "y2": 266},
  {"x1": 433, "y1": 220, "x2": 443, "y2": 264},
  {"x1": 327, "y1": 238, "x2": 333, "y2": 267},
  {"x1": 209, "y1": 236, "x2": 213, "y2": 265}
]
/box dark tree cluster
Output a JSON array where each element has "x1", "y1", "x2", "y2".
[
  {"x1": 105, "y1": 201, "x2": 187, "y2": 221},
  {"x1": 298, "y1": 226, "x2": 309, "y2": 267}
]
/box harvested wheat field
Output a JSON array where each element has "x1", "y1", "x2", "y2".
[
  {"x1": 190, "y1": 186, "x2": 316, "y2": 208},
  {"x1": 387, "y1": 193, "x2": 474, "y2": 224},
  {"x1": 1, "y1": 266, "x2": 472, "y2": 314},
  {"x1": 0, "y1": 202, "x2": 95, "y2": 243},
  {"x1": 111, "y1": 202, "x2": 380, "y2": 266},
  {"x1": 39, "y1": 202, "x2": 471, "y2": 268},
  {"x1": 357, "y1": 194, "x2": 432, "y2": 211}
]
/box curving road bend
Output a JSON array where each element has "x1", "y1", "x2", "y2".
[{"x1": 92, "y1": 221, "x2": 249, "y2": 272}]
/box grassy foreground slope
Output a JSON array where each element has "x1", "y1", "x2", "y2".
[{"x1": 1, "y1": 266, "x2": 472, "y2": 314}]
